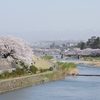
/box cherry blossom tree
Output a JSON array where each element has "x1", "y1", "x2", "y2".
[{"x1": 0, "y1": 36, "x2": 34, "y2": 65}]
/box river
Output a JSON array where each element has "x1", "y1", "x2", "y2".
[{"x1": 0, "y1": 64, "x2": 100, "y2": 100}]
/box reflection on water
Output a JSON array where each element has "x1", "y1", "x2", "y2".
[{"x1": 0, "y1": 65, "x2": 100, "y2": 100}]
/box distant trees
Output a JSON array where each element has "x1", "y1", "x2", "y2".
[
  {"x1": 80, "y1": 42, "x2": 87, "y2": 50},
  {"x1": 77, "y1": 42, "x2": 87, "y2": 50},
  {"x1": 91, "y1": 37, "x2": 100, "y2": 49},
  {"x1": 77, "y1": 37, "x2": 100, "y2": 49},
  {"x1": 0, "y1": 36, "x2": 34, "y2": 65}
]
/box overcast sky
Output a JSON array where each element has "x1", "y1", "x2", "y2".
[{"x1": 0, "y1": 0, "x2": 100, "y2": 41}]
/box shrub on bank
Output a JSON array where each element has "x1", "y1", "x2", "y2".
[
  {"x1": 0, "y1": 74, "x2": 3, "y2": 79},
  {"x1": 39, "y1": 68, "x2": 44, "y2": 73},
  {"x1": 0, "y1": 67, "x2": 28, "y2": 80},
  {"x1": 49, "y1": 67, "x2": 53, "y2": 71},
  {"x1": 2, "y1": 71, "x2": 10, "y2": 78},
  {"x1": 15, "y1": 67, "x2": 26, "y2": 76},
  {"x1": 43, "y1": 68, "x2": 49, "y2": 72},
  {"x1": 11, "y1": 70, "x2": 17, "y2": 77},
  {"x1": 39, "y1": 67, "x2": 53, "y2": 73},
  {"x1": 30, "y1": 65, "x2": 38, "y2": 74}
]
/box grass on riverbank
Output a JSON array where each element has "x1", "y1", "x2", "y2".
[
  {"x1": 42, "y1": 62, "x2": 78, "y2": 81},
  {"x1": 83, "y1": 57, "x2": 100, "y2": 61},
  {"x1": 42, "y1": 70, "x2": 67, "y2": 81},
  {"x1": 33, "y1": 56, "x2": 52, "y2": 69},
  {"x1": 56, "y1": 62, "x2": 77, "y2": 70},
  {"x1": 43, "y1": 55, "x2": 54, "y2": 60},
  {"x1": 0, "y1": 66, "x2": 53, "y2": 80},
  {"x1": 56, "y1": 62, "x2": 78, "y2": 75}
]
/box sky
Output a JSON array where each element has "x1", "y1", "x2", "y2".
[{"x1": 0, "y1": 0, "x2": 100, "y2": 42}]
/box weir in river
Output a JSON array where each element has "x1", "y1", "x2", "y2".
[{"x1": 77, "y1": 74, "x2": 100, "y2": 76}]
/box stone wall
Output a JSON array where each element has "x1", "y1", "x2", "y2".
[
  {"x1": 0, "y1": 68, "x2": 78, "y2": 94},
  {"x1": 0, "y1": 72, "x2": 53, "y2": 93}
]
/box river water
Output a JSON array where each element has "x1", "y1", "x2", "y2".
[{"x1": 0, "y1": 64, "x2": 100, "y2": 100}]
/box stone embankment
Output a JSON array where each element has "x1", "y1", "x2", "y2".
[
  {"x1": 0, "y1": 68, "x2": 78, "y2": 93},
  {"x1": 0, "y1": 71, "x2": 53, "y2": 93}
]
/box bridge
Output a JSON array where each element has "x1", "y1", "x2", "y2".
[{"x1": 61, "y1": 53, "x2": 81, "y2": 59}]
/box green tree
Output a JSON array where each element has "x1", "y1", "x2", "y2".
[
  {"x1": 96, "y1": 37, "x2": 100, "y2": 48},
  {"x1": 77, "y1": 41, "x2": 87, "y2": 50},
  {"x1": 80, "y1": 42, "x2": 86, "y2": 50},
  {"x1": 91, "y1": 37, "x2": 100, "y2": 49}
]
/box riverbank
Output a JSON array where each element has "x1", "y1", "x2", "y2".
[
  {"x1": 0, "y1": 66, "x2": 78, "y2": 94},
  {"x1": 75, "y1": 61, "x2": 100, "y2": 67},
  {"x1": 1, "y1": 64, "x2": 100, "y2": 100},
  {"x1": 0, "y1": 71, "x2": 53, "y2": 93}
]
